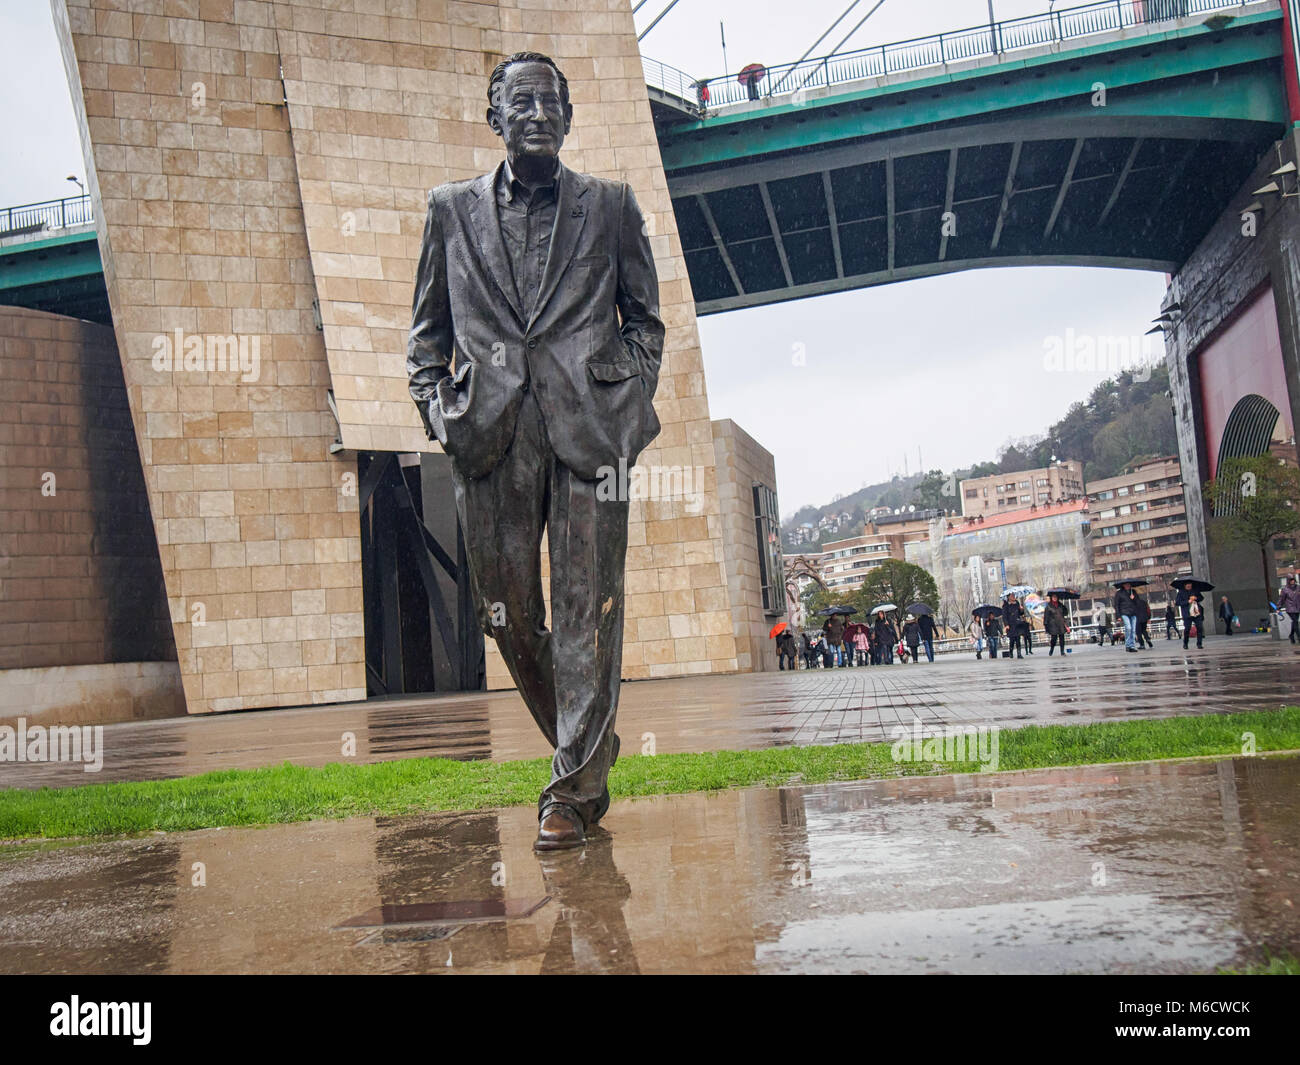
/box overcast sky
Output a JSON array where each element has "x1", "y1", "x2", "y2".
[{"x1": 2, "y1": 0, "x2": 1169, "y2": 518}]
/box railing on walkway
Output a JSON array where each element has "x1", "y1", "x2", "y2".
[
  {"x1": 0, "y1": 194, "x2": 94, "y2": 239},
  {"x1": 644, "y1": 0, "x2": 1256, "y2": 112}
]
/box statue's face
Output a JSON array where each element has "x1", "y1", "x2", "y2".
[{"x1": 488, "y1": 62, "x2": 572, "y2": 163}]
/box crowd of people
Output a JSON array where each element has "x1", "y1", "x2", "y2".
[
  {"x1": 775, "y1": 574, "x2": 1300, "y2": 669},
  {"x1": 774, "y1": 608, "x2": 941, "y2": 669}
]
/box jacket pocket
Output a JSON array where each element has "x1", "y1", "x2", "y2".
[{"x1": 587, "y1": 360, "x2": 640, "y2": 383}]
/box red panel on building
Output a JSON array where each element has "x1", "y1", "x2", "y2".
[{"x1": 1196, "y1": 284, "x2": 1293, "y2": 478}]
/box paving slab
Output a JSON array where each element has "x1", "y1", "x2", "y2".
[
  {"x1": 2, "y1": 637, "x2": 1297, "y2": 789},
  {"x1": 1, "y1": 753, "x2": 1295, "y2": 974}
]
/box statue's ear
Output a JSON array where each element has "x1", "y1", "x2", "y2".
[
  {"x1": 563, "y1": 102, "x2": 573, "y2": 134},
  {"x1": 487, "y1": 106, "x2": 503, "y2": 136}
]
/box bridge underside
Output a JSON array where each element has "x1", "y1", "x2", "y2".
[
  {"x1": 672, "y1": 114, "x2": 1281, "y2": 314},
  {"x1": 659, "y1": 9, "x2": 1288, "y2": 315}
]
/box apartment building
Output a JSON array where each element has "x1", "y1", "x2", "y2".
[
  {"x1": 1087, "y1": 456, "x2": 1191, "y2": 590},
  {"x1": 960, "y1": 461, "x2": 1086, "y2": 517}
]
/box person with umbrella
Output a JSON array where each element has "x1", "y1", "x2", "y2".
[
  {"x1": 774, "y1": 624, "x2": 798, "y2": 670},
  {"x1": 1002, "y1": 592, "x2": 1027, "y2": 660},
  {"x1": 738, "y1": 62, "x2": 765, "y2": 101},
  {"x1": 1280, "y1": 574, "x2": 1300, "y2": 644},
  {"x1": 874, "y1": 609, "x2": 897, "y2": 664},
  {"x1": 909, "y1": 603, "x2": 938, "y2": 662},
  {"x1": 800, "y1": 630, "x2": 815, "y2": 669},
  {"x1": 1043, "y1": 592, "x2": 1069, "y2": 657},
  {"x1": 902, "y1": 614, "x2": 922, "y2": 663},
  {"x1": 1114, "y1": 580, "x2": 1142, "y2": 652},
  {"x1": 1174, "y1": 579, "x2": 1207, "y2": 650}
]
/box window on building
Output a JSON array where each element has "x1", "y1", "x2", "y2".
[
  {"x1": 1100, "y1": 508, "x2": 1116, "y2": 519},
  {"x1": 1132, "y1": 483, "x2": 1146, "y2": 492},
  {"x1": 1117, "y1": 486, "x2": 1129, "y2": 496},
  {"x1": 965, "y1": 488, "x2": 978, "y2": 498},
  {"x1": 752, "y1": 483, "x2": 786, "y2": 617},
  {"x1": 1097, "y1": 490, "x2": 1114, "y2": 501}
]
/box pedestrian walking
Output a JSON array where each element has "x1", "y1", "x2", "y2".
[
  {"x1": 917, "y1": 611, "x2": 938, "y2": 662},
  {"x1": 1115, "y1": 582, "x2": 1141, "y2": 652},
  {"x1": 852, "y1": 624, "x2": 870, "y2": 666},
  {"x1": 1281, "y1": 575, "x2": 1300, "y2": 644},
  {"x1": 1175, "y1": 581, "x2": 1205, "y2": 650},
  {"x1": 875, "y1": 613, "x2": 897, "y2": 664},
  {"x1": 800, "y1": 631, "x2": 815, "y2": 670},
  {"x1": 1003, "y1": 592, "x2": 1027, "y2": 660},
  {"x1": 1136, "y1": 593, "x2": 1154, "y2": 649},
  {"x1": 776, "y1": 628, "x2": 798, "y2": 670},
  {"x1": 1219, "y1": 595, "x2": 1236, "y2": 636},
  {"x1": 1096, "y1": 606, "x2": 1111, "y2": 646},
  {"x1": 969, "y1": 614, "x2": 985, "y2": 659},
  {"x1": 1164, "y1": 602, "x2": 1177, "y2": 640},
  {"x1": 1043, "y1": 593, "x2": 1069, "y2": 656}
]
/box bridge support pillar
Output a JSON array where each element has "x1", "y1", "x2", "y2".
[{"x1": 1164, "y1": 130, "x2": 1300, "y2": 621}]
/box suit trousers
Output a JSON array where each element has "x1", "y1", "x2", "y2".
[{"x1": 449, "y1": 388, "x2": 626, "y2": 828}]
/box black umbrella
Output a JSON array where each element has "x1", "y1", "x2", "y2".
[
  {"x1": 1112, "y1": 579, "x2": 1149, "y2": 588},
  {"x1": 1170, "y1": 577, "x2": 1214, "y2": 593},
  {"x1": 905, "y1": 602, "x2": 933, "y2": 616},
  {"x1": 971, "y1": 604, "x2": 1001, "y2": 618},
  {"x1": 816, "y1": 605, "x2": 859, "y2": 617},
  {"x1": 1044, "y1": 587, "x2": 1081, "y2": 600}
]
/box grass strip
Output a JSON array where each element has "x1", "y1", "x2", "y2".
[{"x1": 0, "y1": 705, "x2": 1296, "y2": 841}]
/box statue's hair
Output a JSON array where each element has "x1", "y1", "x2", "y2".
[{"x1": 487, "y1": 52, "x2": 570, "y2": 109}]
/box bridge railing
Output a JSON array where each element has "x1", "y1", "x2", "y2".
[
  {"x1": 645, "y1": 0, "x2": 1253, "y2": 112},
  {"x1": 0, "y1": 194, "x2": 93, "y2": 239}
]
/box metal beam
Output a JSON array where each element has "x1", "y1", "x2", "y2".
[
  {"x1": 758, "y1": 182, "x2": 794, "y2": 287},
  {"x1": 695, "y1": 255, "x2": 1179, "y2": 315},
  {"x1": 822, "y1": 170, "x2": 844, "y2": 278},
  {"x1": 665, "y1": 114, "x2": 1255, "y2": 197},
  {"x1": 990, "y1": 141, "x2": 1021, "y2": 251},
  {"x1": 885, "y1": 155, "x2": 896, "y2": 273},
  {"x1": 1044, "y1": 137, "x2": 1085, "y2": 239},
  {"x1": 695, "y1": 193, "x2": 745, "y2": 296},
  {"x1": 1098, "y1": 137, "x2": 1144, "y2": 226},
  {"x1": 938, "y1": 147, "x2": 958, "y2": 261}
]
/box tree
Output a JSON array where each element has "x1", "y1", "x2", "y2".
[
  {"x1": 1204, "y1": 455, "x2": 1300, "y2": 602},
  {"x1": 860, "y1": 559, "x2": 941, "y2": 615},
  {"x1": 912, "y1": 469, "x2": 948, "y2": 511}
]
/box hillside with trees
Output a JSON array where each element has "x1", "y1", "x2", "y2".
[{"x1": 782, "y1": 367, "x2": 1176, "y2": 551}]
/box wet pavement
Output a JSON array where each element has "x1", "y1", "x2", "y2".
[
  {"x1": 2, "y1": 636, "x2": 1297, "y2": 789},
  {"x1": 1, "y1": 754, "x2": 1296, "y2": 974}
]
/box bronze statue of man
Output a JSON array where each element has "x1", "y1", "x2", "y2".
[{"x1": 407, "y1": 52, "x2": 664, "y2": 851}]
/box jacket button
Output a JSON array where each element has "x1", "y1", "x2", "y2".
[
  {"x1": 521, "y1": 380, "x2": 530, "y2": 393},
  {"x1": 527, "y1": 338, "x2": 537, "y2": 349}
]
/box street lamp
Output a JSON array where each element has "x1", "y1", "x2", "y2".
[{"x1": 66, "y1": 175, "x2": 85, "y2": 196}]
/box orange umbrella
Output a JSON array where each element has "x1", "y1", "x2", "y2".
[{"x1": 769, "y1": 621, "x2": 788, "y2": 638}]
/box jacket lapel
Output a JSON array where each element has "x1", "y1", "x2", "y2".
[
  {"x1": 527, "y1": 163, "x2": 590, "y2": 332},
  {"x1": 468, "y1": 164, "x2": 525, "y2": 327}
]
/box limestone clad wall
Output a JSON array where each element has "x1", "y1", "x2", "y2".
[
  {"x1": 0, "y1": 307, "x2": 174, "y2": 672},
  {"x1": 54, "y1": 0, "x2": 367, "y2": 713},
  {"x1": 712, "y1": 419, "x2": 780, "y2": 673},
  {"x1": 54, "y1": 0, "x2": 742, "y2": 703}
]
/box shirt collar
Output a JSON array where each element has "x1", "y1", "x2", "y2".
[{"x1": 501, "y1": 157, "x2": 561, "y2": 202}]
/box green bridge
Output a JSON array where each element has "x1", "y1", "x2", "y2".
[{"x1": 0, "y1": 0, "x2": 1290, "y2": 322}]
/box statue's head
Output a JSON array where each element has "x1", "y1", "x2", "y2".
[{"x1": 486, "y1": 52, "x2": 573, "y2": 166}]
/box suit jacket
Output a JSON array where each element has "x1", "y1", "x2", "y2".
[{"x1": 407, "y1": 160, "x2": 665, "y2": 481}]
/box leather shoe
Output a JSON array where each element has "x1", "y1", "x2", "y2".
[{"x1": 535, "y1": 804, "x2": 585, "y2": 851}]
